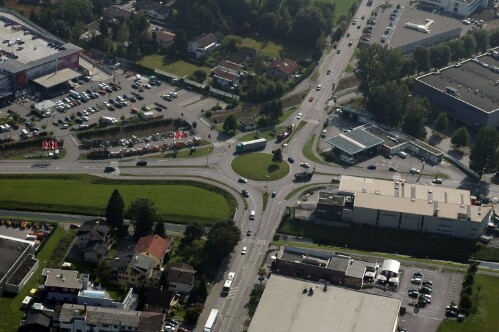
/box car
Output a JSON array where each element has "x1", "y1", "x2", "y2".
[
  {"x1": 432, "y1": 178, "x2": 443, "y2": 184},
  {"x1": 241, "y1": 246, "x2": 247, "y2": 255},
  {"x1": 357, "y1": 25, "x2": 361, "y2": 29},
  {"x1": 242, "y1": 189, "x2": 250, "y2": 198},
  {"x1": 331, "y1": 177, "x2": 341, "y2": 183},
  {"x1": 144, "y1": 84, "x2": 152, "y2": 89},
  {"x1": 411, "y1": 277, "x2": 423, "y2": 284},
  {"x1": 287, "y1": 157, "x2": 295, "y2": 163},
  {"x1": 238, "y1": 177, "x2": 248, "y2": 183},
  {"x1": 422, "y1": 280, "x2": 433, "y2": 287},
  {"x1": 74, "y1": 118, "x2": 83, "y2": 124},
  {"x1": 246, "y1": 229, "x2": 252, "y2": 236},
  {"x1": 385, "y1": 154, "x2": 393, "y2": 159},
  {"x1": 326, "y1": 69, "x2": 331, "y2": 75},
  {"x1": 388, "y1": 166, "x2": 398, "y2": 172},
  {"x1": 60, "y1": 124, "x2": 69, "y2": 129},
  {"x1": 82, "y1": 116, "x2": 89, "y2": 122},
  {"x1": 346, "y1": 33, "x2": 350, "y2": 37},
  {"x1": 348, "y1": 41, "x2": 353, "y2": 46},
  {"x1": 69, "y1": 223, "x2": 81, "y2": 229},
  {"x1": 408, "y1": 289, "x2": 419, "y2": 298},
  {"x1": 297, "y1": 113, "x2": 302, "y2": 119},
  {"x1": 165, "y1": 319, "x2": 178, "y2": 326},
  {"x1": 410, "y1": 168, "x2": 421, "y2": 175},
  {"x1": 420, "y1": 286, "x2": 432, "y2": 294},
  {"x1": 422, "y1": 294, "x2": 432, "y2": 304},
  {"x1": 104, "y1": 166, "x2": 116, "y2": 173},
  {"x1": 367, "y1": 165, "x2": 376, "y2": 170},
  {"x1": 300, "y1": 162, "x2": 311, "y2": 168},
  {"x1": 136, "y1": 160, "x2": 147, "y2": 166},
  {"x1": 309, "y1": 97, "x2": 314, "y2": 102},
  {"x1": 336, "y1": 49, "x2": 341, "y2": 54},
  {"x1": 361, "y1": 15, "x2": 365, "y2": 20},
  {"x1": 352, "y1": 19, "x2": 357, "y2": 25},
  {"x1": 271, "y1": 191, "x2": 276, "y2": 198},
  {"x1": 316, "y1": 84, "x2": 322, "y2": 91},
  {"x1": 413, "y1": 272, "x2": 424, "y2": 278}
]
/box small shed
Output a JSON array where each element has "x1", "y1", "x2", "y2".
[{"x1": 34, "y1": 100, "x2": 57, "y2": 117}]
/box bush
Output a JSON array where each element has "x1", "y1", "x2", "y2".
[
  {"x1": 205, "y1": 111, "x2": 213, "y2": 118},
  {"x1": 184, "y1": 306, "x2": 202, "y2": 324}
]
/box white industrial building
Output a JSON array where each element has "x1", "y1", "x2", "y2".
[
  {"x1": 333, "y1": 176, "x2": 491, "y2": 239},
  {"x1": 418, "y1": 0, "x2": 488, "y2": 17}
]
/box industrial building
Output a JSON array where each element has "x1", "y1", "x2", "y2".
[
  {"x1": 418, "y1": 0, "x2": 488, "y2": 18},
  {"x1": 325, "y1": 122, "x2": 443, "y2": 164},
  {"x1": 388, "y1": 7, "x2": 462, "y2": 54},
  {"x1": 247, "y1": 274, "x2": 401, "y2": 332},
  {"x1": 314, "y1": 175, "x2": 491, "y2": 239},
  {"x1": 413, "y1": 48, "x2": 499, "y2": 129},
  {"x1": 0, "y1": 9, "x2": 82, "y2": 104}
]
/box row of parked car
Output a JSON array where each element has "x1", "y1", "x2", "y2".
[{"x1": 409, "y1": 272, "x2": 433, "y2": 305}]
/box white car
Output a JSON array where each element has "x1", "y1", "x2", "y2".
[
  {"x1": 241, "y1": 247, "x2": 247, "y2": 255},
  {"x1": 300, "y1": 162, "x2": 311, "y2": 168},
  {"x1": 144, "y1": 84, "x2": 152, "y2": 89},
  {"x1": 411, "y1": 277, "x2": 423, "y2": 285},
  {"x1": 297, "y1": 112, "x2": 302, "y2": 119},
  {"x1": 82, "y1": 116, "x2": 89, "y2": 122},
  {"x1": 316, "y1": 84, "x2": 322, "y2": 91}
]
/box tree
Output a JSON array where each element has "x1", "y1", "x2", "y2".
[
  {"x1": 105, "y1": 189, "x2": 125, "y2": 235},
  {"x1": 435, "y1": 112, "x2": 449, "y2": 132},
  {"x1": 188, "y1": 275, "x2": 208, "y2": 304},
  {"x1": 272, "y1": 148, "x2": 283, "y2": 163},
  {"x1": 204, "y1": 220, "x2": 241, "y2": 266},
  {"x1": 116, "y1": 22, "x2": 130, "y2": 42},
  {"x1": 448, "y1": 39, "x2": 464, "y2": 62},
  {"x1": 182, "y1": 222, "x2": 205, "y2": 246},
  {"x1": 172, "y1": 29, "x2": 188, "y2": 55},
  {"x1": 451, "y1": 127, "x2": 470, "y2": 147},
  {"x1": 192, "y1": 70, "x2": 207, "y2": 83},
  {"x1": 290, "y1": 7, "x2": 326, "y2": 48},
  {"x1": 223, "y1": 114, "x2": 238, "y2": 133},
  {"x1": 366, "y1": 82, "x2": 409, "y2": 127},
  {"x1": 184, "y1": 307, "x2": 202, "y2": 324},
  {"x1": 490, "y1": 28, "x2": 499, "y2": 48},
  {"x1": 127, "y1": 198, "x2": 157, "y2": 240},
  {"x1": 472, "y1": 29, "x2": 489, "y2": 54},
  {"x1": 192, "y1": 121, "x2": 198, "y2": 129},
  {"x1": 222, "y1": 35, "x2": 242, "y2": 53},
  {"x1": 401, "y1": 97, "x2": 428, "y2": 140},
  {"x1": 413, "y1": 47, "x2": 430, "y2": 75},
  {"x1": 462, "y1": 35, "x2": 477, "y2": 58},
  {"x1": 470, "y1": 128, "x2": 499, "y2": 179},
  {"x1": 429, "y1": 45, "x2": 450, "y2": 69},
  {"x1": 154, "y1": 218, "x2": 166, "y2": 238}
]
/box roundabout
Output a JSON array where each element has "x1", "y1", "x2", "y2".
[{"x1": 231, "y1": 153, "x2": 290, "y2": 181}]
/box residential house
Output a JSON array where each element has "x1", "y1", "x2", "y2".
[
  {"x1": 138, "y1": 0, "x2": 172, "y2": 21},
  {"x1": 213, "y1": 60, "x2": 244, "y2": 87},
  {"x1": 156, "y1": 31, "x2": 176, "y2": 49},
  {"x1": 108, "y1": 252, "x2": 156, "y2": 287},
  {"x1": 80, "y1": 21, "x2": 101, "y2": 41},
  {"x1": 19, "y1": 311, "x2": 52, "y2": 332},
  {"x1": 76, "y1": 219, "x2": 111, "y2": 263},
  {"x1": 188, "y1": 33, "x2": 219, "y2": 59},
  {"x1": 143, "y1": 286, "x2": 177, "y2": 313},
  {"x1": 166, "y1": 263, "x2": 196, "y2": 295},
  {"x1": 266, "y1": 58, "x2": 299, "y2": 81},
  {"x1": 58, "y1": 303, "x2": 165, "y2": 332},
  {"x1": 42, "y1": 268, "x2": 83, "y2": 303},
  {"x1": 239, "y1": 116, "x2": 258, "y2": 131},
  {"x1": 102, "y1": 5, "x2": 132, "y2": 23},
  {"x1": 134, "y1": 234, "x2": 171, "y2": 268},
  {"x1": 228, "y1": 47, "x2": 257, "y2": 65}
]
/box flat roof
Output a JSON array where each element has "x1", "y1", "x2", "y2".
[
  {"x1": 389, "y1": 8, "x2": 462, "y2": 49},
  {"x1": 326, "y1": 127, "x2": 384, "y2": 155},
  {"x1": 248, "y1": 275, "x2": 400, "y2": 332},
  {"x1": 416, "y1": 51, "x2": 499, "y2": 113},
  {"x1": 0, "y1": 236, "x2": 30, "y2": 279},
  {"x1": 33, "y1": 68, "x2": 80, "y2": 88},
  {"x1": 339, "y1": 175, "x2": 491, "y2": 222},
  {"x1": 42, "y1": 268, "x2": 82, "y2": 290}
]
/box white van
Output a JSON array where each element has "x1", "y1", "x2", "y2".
[
  {"x1": 397, "y1": 151, "x2": 408, "y2": 159},
  {"x1": 321, "y1": 130, "x2": 327, "y2": 137},
  {"x1": 249, "y1": 210, "x2": 255, "y2": 220}
]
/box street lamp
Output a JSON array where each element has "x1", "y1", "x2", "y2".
[{"x1": 266, "y1": 175, "x2": 270, "y2": 194}]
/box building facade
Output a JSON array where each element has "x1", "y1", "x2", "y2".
[{"x1": 418, "y1": 0, "x2": 488, "y2": 17}]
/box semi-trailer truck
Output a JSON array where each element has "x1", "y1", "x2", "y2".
[{"x1": 235, "y1": 138, "x2": 267, "y2": 153}]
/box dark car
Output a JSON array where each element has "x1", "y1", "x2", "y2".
[
  {"x1": 242, "y1": 189, "x2": 250, "y2": 198},
  {"x1": 136, "y1": 160, "x2": 147, "y2": 166},
  {"x1": 271, "y1": 191, "x2": 277, "y2": 198},
  {"x1": 287, "y1": 157, "x2": 295, "y2": 163},
  {"x1": 246, "y1": 229, "x2": 252, "y2": 236},
  {"x1": 367, "y1": 165, "x2": 376, "y2": 170},
  {"x1": 388, "y1": 166, "x2": 398, "y2": 172},
  {"x1": 104, "y1": 166, "x2": 115, "y2": 173}
]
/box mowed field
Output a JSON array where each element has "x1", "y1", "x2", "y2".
[
  {"x1": 0, "y1": 175, "x2": 234, "y2": 224},
  {"x1": 438, "y1": 275, "x2": 499, "y2": 332},
  {"x1": 138, "y1": 54, "x2": 212, "y2": 77}
]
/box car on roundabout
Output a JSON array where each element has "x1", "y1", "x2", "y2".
[{"x1": 238, "y1": 177, "x2": 248, "y2": 183}]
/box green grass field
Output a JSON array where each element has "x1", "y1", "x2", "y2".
[
  {"x1": 239, "y1": 127, "x2": 284, "y2": 142},
  {"x1": 0, "y1": 226, "x2": 66, "y2": 331},
  {"x1": 164, "y1": 145, "x2": 214, "y2": 159},
  {"x1": 0, "y1": 175, "x2": 234, "y2": 224},
  {"x1": 138, "y1": 55, "x2": 211, "y2": 77},
  {"x1": 438, "y1": 275, "x2": 499, "y2": 332},
  {"x1": 231, "y1": 153, "x2": 290, "y2": 181},
  {"x1": 240, "y1": 36, "x2": 311, "y2": 59},
  {"x1": 317, "y1": 0, "x2": 357, "y2": 24}
]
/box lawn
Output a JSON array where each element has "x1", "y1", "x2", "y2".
[
  {"x1": 302, "y1": 134, "x2": 328, "y2": 165},
  {"x1": 0, "y1": 175, "x2": 235, "y2": 225},
  {"x1": 239, "y1": 127, "x2": 284, "y2": 142},
  {"x1": 138, "y1": 54, "x2": 211, "y2": 77},
  {"x1": 438, "y1": 275, "x2": 499, "y2": 332},
  {"x1": 278, "y1": 218, "x2": 476, "y2": 262},
  {"x1": 240, "y1": 36, "x2": 311, "y2": 59},
  {"x1": 0, "y1": 226, "x2": 66, "y2": 331},
  {"x1": 318, "y1": 0, "x2": 357, "y2": 24},
  {"x1": 231, "y1": 153, "x2": 290, "y2": 181}
]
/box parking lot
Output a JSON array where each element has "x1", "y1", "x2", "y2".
[{"x1": 364, "y1": 264, "x2": 464, "y2": 332}]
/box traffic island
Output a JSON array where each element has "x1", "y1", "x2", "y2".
[{"x1": 231, "y1": 153, "x2": 290, "y2": 181}]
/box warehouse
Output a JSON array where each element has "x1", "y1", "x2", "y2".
[
  {"x1": 418, "y1": 0, "x2": 488, "y2": 18},
  {"x1": 413, "y1": 48, "x2": 499, "y2": 129},
  {"x1": 248, "y1": 274, "x2": 401, "y2": 332},
  {"x1": 336, "y1": 176, "x2": 491, "y2": 239}
]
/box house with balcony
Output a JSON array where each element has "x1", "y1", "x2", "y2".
[
  {"x1": 188, "y1": 33, "x2": 219, "y2": 59},
  {"x1": 166, "y1": 263, "x2": 196, "y2": 295},
  {"x1": 109, "y1": 252, "x2": 156, "y2": 287},
  {"x1": 42, "y1": 268, "x2": 83, "y2": 303}
]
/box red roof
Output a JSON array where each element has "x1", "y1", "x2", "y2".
[
  {"x1": 156, "y1": 31, "x2": 175, "y2": 43},
  {"x1": 268, "y1": 58, "x2": 299, "y2": 76},
  {"x1": 134, "y1": 235, "x2": 170, "y2": 261}
]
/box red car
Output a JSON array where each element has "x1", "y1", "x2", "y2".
[
  {"x1": 69, "y1": 223, "x2": 81, "y2": 229},
  {"x1": 309, "y1": 97, "x2": 314, "y2": 102}
]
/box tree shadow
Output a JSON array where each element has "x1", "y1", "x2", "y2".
[
  {"x1": 267, "y1": 163, "x2": 280, "y2": 174},
  {"x1": 428, "y1": 134, "x2": 443, "y2": 146},
  {"x1": 447, "y1": 149, "x2": 463, "y2": 161}
]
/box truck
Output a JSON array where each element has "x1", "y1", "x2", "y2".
[
  {"x1": 222, "y1": 272, "x2": 236, "y2": 295},
  {"x1": 204, "y1": 309, "x2": 219, "y2": 332},
  {"x1": 277, "y1": 123, "x2": 295, "y2": 141},
  {"x1": 294, "y1": 170, "x2": 314, "y2": 181},
  {"x1": 235, "y1": 138, "x2": 267, "y2": 153}
]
